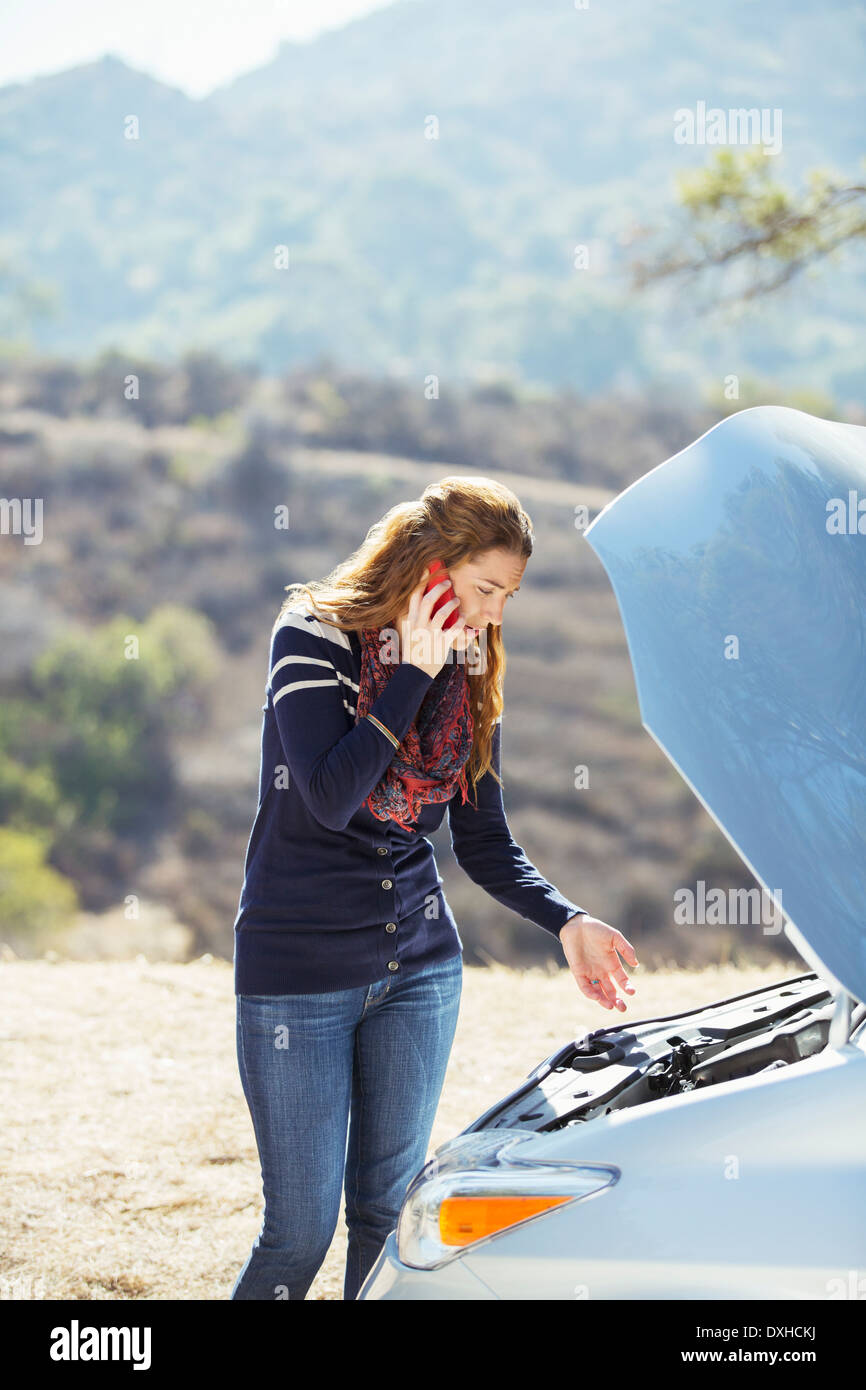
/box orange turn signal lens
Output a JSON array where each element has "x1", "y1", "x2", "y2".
[{"x1": 439, "y1": 1194, "x2": 573, "y2": 1247}]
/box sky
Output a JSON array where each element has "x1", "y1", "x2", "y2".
[{"x1": 0, "y1": 0, "x2": 394, "y2": 98}]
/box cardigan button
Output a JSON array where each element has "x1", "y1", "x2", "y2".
[
  {"x1": 381, "y1": 879, "x2": 393, "y2": 889},
  {"x1": 387, "y1": 960, "x2": 399, "y2": 971},
  {"x1": 385, "y1": 922, "x2": 397, "y2": 933}
]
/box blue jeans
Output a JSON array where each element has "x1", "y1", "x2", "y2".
[{"x1": 230, "y1": 950, "x2": 463, "y2": 1300}]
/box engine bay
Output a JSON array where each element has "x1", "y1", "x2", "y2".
[{"x1": 463, "y1": 972, "x2": 862, "y2": 1134}]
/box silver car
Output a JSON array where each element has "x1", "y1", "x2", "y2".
[{"x1": 358, "y1": 405, "x2": 866, "y2": 1301}]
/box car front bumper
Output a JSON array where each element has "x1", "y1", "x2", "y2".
[{"x1": 357, "y1": 1230, "x2": 498, "y2": 1300}]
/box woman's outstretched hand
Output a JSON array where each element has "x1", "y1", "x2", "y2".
[{"x1": 559, "y1": 914, "x2": 639, "y2": 1012}]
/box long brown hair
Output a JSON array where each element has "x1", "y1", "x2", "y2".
[{"x1": 275, "y1": 474, "x2": 535, "y2": 801}]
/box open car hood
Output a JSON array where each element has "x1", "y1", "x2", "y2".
[{"x1": 583, "y1": 405, "x2": 866, "y2": 1007}]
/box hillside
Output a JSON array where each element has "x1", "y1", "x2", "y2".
[{"x1": 0, "y1": 355, "x2": 816, "y2": 975}]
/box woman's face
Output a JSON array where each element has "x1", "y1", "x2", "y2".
[{"x1": 442, "y1": 548, "x2": 527, "y2": 637}]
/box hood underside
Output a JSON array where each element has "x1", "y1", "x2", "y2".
[{"x1": 583, "y1": 406, "x2": 866, "y2": 1006}]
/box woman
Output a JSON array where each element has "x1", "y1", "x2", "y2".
[{"x1": 230, "y1": 474, "x2": 638, "y2": 1301}]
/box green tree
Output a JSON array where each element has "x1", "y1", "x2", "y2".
[
  {"x1": 0, "y1": 827, "x2": 78, "y2": 943},
  {"x1": 30, "y1": 604, "x2": 219, "y2": 835},
  {"x1": 628, "y1": 149, "x2": 866, "y2": 305}
]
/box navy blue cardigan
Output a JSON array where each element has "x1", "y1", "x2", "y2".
[{"x1": 232, "y1": 602, "x2": 587, "y2": 994}]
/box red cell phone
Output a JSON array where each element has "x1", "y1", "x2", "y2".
[{"x1": 424, "y1": 557, "x2": 459, "y2": 628}]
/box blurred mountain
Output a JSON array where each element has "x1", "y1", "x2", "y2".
[{"x1": 0, "y1": 0, "x2": 863, "y2": 394}]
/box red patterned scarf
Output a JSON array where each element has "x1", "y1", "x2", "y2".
[{"x1": 355, "y1": 628, "x2": 474, "y2": 831}]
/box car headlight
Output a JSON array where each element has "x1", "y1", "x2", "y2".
[{"x1": 396, "y1": 1128, "x2": 619, "y2": 1270}]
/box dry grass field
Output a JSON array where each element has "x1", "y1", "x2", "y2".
[{"x1": 0, "y1": 954, "x2": 805, "y2": 1301}]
